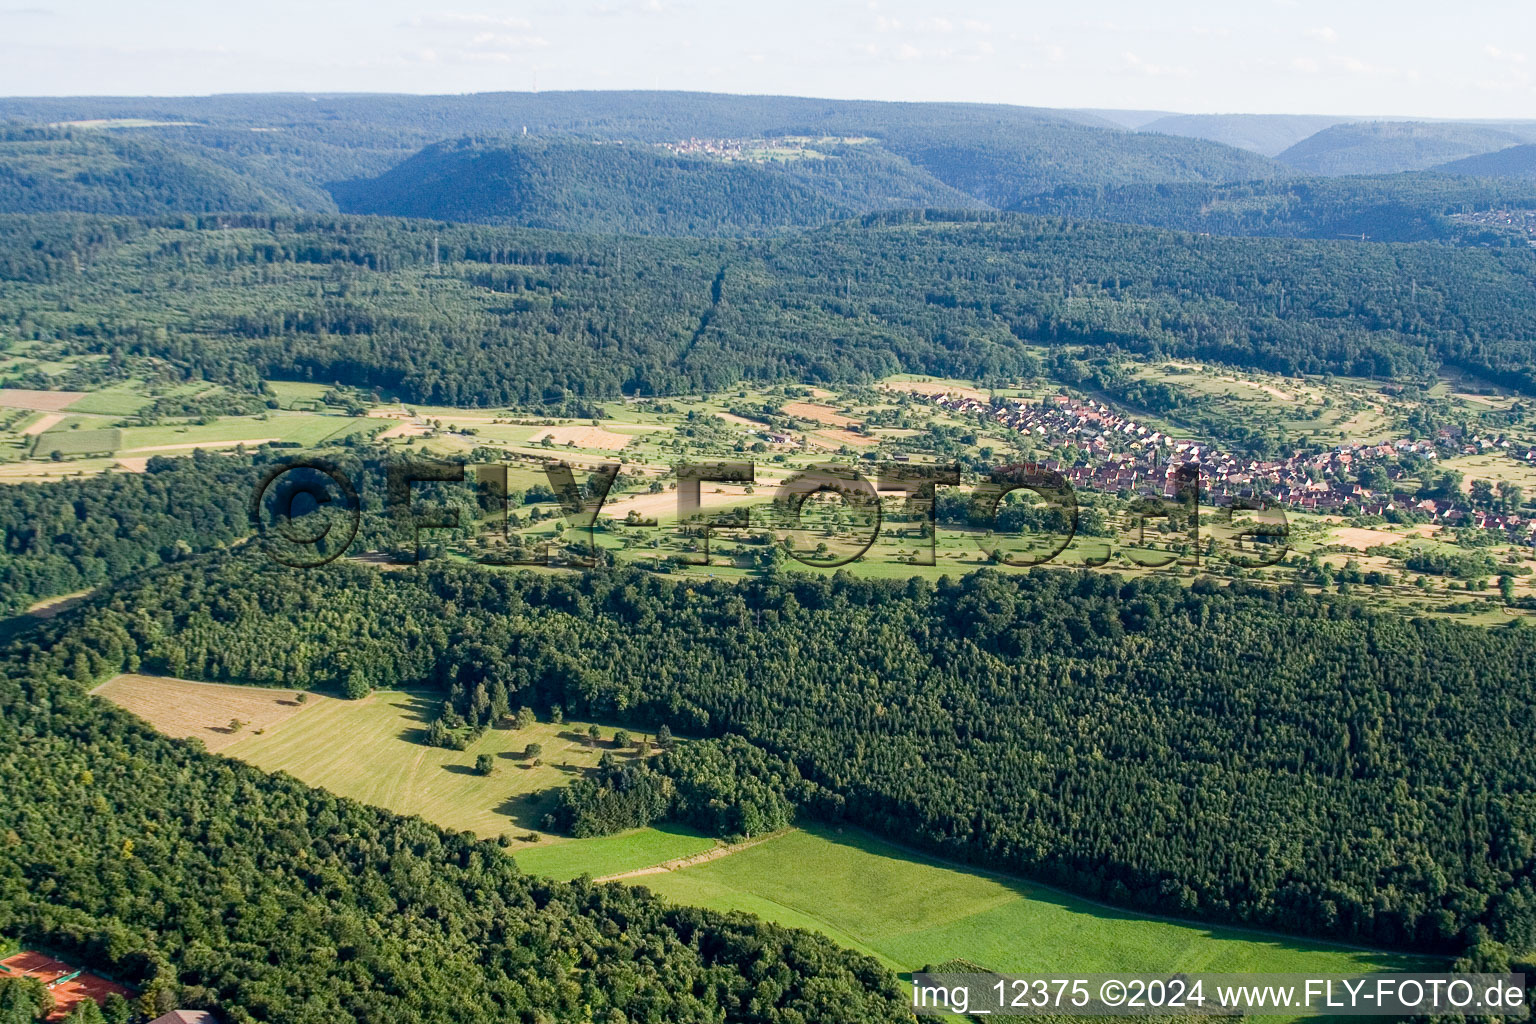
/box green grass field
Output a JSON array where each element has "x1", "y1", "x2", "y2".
[
  {"x1": 636, "y1": 825, "x2": 1438, "y2": 978},
  {"x1": 116, "y1": 412, "x2": 378, "y2": 452},
  {"x1": 63, "y1": 382, "x2": 157, "y2": 415},
  {"x1": 514, "y1": 823, "x2": 717, "y2": 879},
  {"x1": 32, "y1": 427, "x2": 121, "y2": 457}
]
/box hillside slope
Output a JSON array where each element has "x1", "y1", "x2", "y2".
[
  {"x1": 1012, "y1": 173, "x2": 1536, "y2": 243},
  {"x1": 1435, "y1": 143, "x2": 1536, "y2": 179},
  {"x1": 0, "y1": 126, "x2": 291, "y2": 215},
  {"x1": 1138, "y1": 113, "x2": 1349, "y2": 156},
  {"x1": 3, "y1": 92, "x2": 1288, "y2": 211},
  {"x1": 1277, "y1": 121, "x2": 1536, "y2": 175},
  {"x1": 332, "y1": 136, "x2": 983, "y2": 234}
]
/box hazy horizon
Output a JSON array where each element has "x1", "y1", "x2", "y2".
[{"x1": 1, "y1": 1, "x2": 1532, "y2": 120}]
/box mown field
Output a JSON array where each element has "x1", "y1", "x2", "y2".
[
  {"x1": 637, "y1": 825, "x2": 1437, "y2": 978},
  {"x1": 95, "y1": 674, "x2": 1438, "y2": 994}
]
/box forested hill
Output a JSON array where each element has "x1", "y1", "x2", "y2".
[
  {"x1": 0, "y1": 589, "x2": 912, "y2": 1024},
  {"x1": 1435, "y1": 144, "x2": 1536, "y2": 180},
  {"x1": 331, "y1": 136, "x2": 981, "y2": 236},
  {"x1": 0, "y1": 91, "x2": 1287, "y2": 215},
  {"x1": 1276, "y1": 121, "x2": 1536, "y2": 176},
  {"x1": 0, "y1": 127, "x2": 294, "y2": 216},
  {"x1": 1012, "y1": 174, "x2": 1536, "y2": 243},
  {"x1": 5, "y1": 211, "x2": 1536, "y2": 404},
  {"x1": 45, "y1": 553, "x2": 1536, "y2": 956}
]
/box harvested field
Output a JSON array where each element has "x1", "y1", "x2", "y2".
[
  {"x1": 0, "y1": 389, "x2": 87, "y2": 412},
  {"x1": 93, "y1": 674, "x2": 322, "y2": 753},
  {"x1": 1329, "y1": 527, "x2": 1406, "y2": 550},
  {"x1": 813, "y1": 428, "x2": 877, "y2": 448},
  {"x1": 530, "y1": 425, "x2": 634, "y2": 450},
  {"x1": 881, "y1": 380, "x2": 989, "y2": 402},
  {"x1": 601, "y1": 483, "x2": 760, "y2": 524},
  {"x1": 782, "y1": 401, "x2": 858, "y2": 427},
  {"x1": 377, "y1": 421, "x2": 430, "y2": 439}
]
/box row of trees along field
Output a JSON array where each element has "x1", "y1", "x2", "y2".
[
  {"x1": 4, "y1": 210, "x2": 1536, "y2": 404},
  {"x1": 51, "y1": 553, "x2": 1536, "y2": 958},
  {"x1": 0, "y1": 610, "x2": 911, "y2": 1024}
]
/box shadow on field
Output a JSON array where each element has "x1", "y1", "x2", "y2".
[
  {"x1": 496, "y1": 791, "x2": 554, "y2": 832},
  {"x1": 391, "y1": 694, "x2": 440, "y2": 745}
]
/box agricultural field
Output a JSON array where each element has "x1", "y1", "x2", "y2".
[
  {"x1": 92, "y1": 673, "x2": 318, "y2": 753},
  {"x1": 94, "y1": 678, "x2": 654, "y2": 846},
  {"x1": 637, "y1": 825, "x2": 1437, "y2": 980},
  {"x1": 1123, "y1": 361, "x2": 1401, "y2": 447},
  {"x1": 9, "y1": 352, "x2": 1536, "y2": 626},
  {"x1": 94, "y1": 673, "x2": 1435, "y2": 1004},
  {"x1": 514, "y1": 824, "x2": 718, "y2": 880}
]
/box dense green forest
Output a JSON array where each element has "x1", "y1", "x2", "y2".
[
  {"x1": 1275, "y1": 121, "x2": 1536, "y2": 176},
  {"x1": 1437, "y1": 144, "x2": 1536, "y2": 180},
  {"x1": 331, "y1": 137, "x2": 979, "y2": 236},
  {"x1": 1014, "y1": 174, "x2": 1536, "y2": 242},
  {"x1": 0, "y1": 452, "x2": 265, "y2": 616},
  {"x1": 0, "y1": 601, "x2": 911, "y2": 1023},
  {"x1": 545, "y1": 736, "x2": 804, "y2": 841},
  {"x1": 5, "y1": 210, "x2": 1536, "y2": 405},
  {"x1": 0, "y1": 128, "x2": 294, "y2": 217},
  {"x1": 55, "y1": 553, "x2": 1536, "y2": 956}
]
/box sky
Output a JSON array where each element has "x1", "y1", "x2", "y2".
[{"x1": 1, "y1": 0, "x2": 1533, "y2": 119}]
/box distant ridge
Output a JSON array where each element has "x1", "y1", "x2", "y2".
[
  {"x1": 1137, "y1": 113, "x2": 1350, "y2": 157},
  {"x1": 1276, "y1": 120, "x2": 1536, "y2": 175},
  {"x1": 331, "y1": 136, "x2": 982, "y2": 235},
  {"x1": 1434, "y1": 143, "x2": 1536, "y2": 180},
  {"x1": 0, "y1": 91, "x2": 1287, "y2": 218}
]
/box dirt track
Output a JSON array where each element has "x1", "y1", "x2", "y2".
[{"x1": 595, "y1": 829, "x2": 793, "y2": 882}]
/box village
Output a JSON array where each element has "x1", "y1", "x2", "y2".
[{"x1": 921, "y1": 389, "x2": 1536, "y2": 542}]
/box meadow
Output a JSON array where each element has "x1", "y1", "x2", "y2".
[
  {"x1": 636, "y1": 825, "x2": 1439, "y2": 980},
  {"x1": 95, "y1": 673, "x2": 1439, "y2": 1001}
]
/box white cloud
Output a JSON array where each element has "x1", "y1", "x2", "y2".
[
  {"x1": 1306, "y1": 26, "x2": 1338, "y2": 44},
  {"x1": 590, "y1": 0, "x2": 668, "y2": 17},
  {"x1": 1330, "y1": 54, "x2": 1405, "y2": 78},
  {"x1": 1486, "y1": 44, "x2": 1528, "y2": 63},
  {"x1": 456, "y1": 30, "x2": 550, "y2": 53},
  {"x1": 408, "y1": 13, "x2": 533, "y2": 30},
  {"x1": 1122, "y1": 51, "x2": 1191, "y2": 78},
  {"x1": 897, "y1": 42, "x2": 921, "y2": 60}
]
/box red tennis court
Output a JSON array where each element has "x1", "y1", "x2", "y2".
[{"x1": 0, "y1": 951, "x2": 135, "y2": 1020}]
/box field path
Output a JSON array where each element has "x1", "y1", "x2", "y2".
[
  {"x1": 118, "y1": 437, "x2": 279, "y2": 454},
  {"x1": 21, "y1": 413, "x2": 64, "y2": 436},
  {"x1": 596, "y1": 828, "x2": 794, "y2": 882}
]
